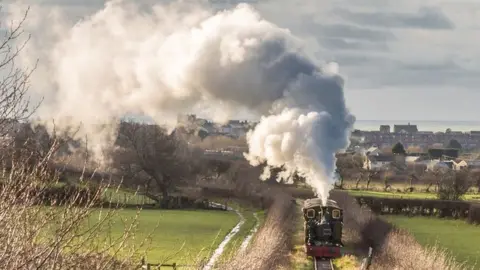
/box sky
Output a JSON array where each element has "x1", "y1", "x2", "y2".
[{"x1": 3, "y1": 0, "x2": 480, "y2": 121}]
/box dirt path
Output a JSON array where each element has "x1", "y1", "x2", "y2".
[
  {"x1": 203, "y1": 205, "x2": 245, "y2": 270},
  {"x1": 239, "y1": 212, "x2": 259, "y2": 252}
]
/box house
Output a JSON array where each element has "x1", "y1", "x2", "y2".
[
  {"x1": 415, "y1": 159, "x2": 433, "y2": 167},
  {"x1": 228, "y1": 120, "x2": 248, "y2": 137},
  {"x1": 219, "y1": 124, "x2": 232, "y2": 134},
  {"x1": 201, "y1": 122, "x2": 215, "y2": 133},
  {"x1": 428, "y1": 148, "x2": 459, "y2": 160},
  {"x1": 406, "y1": 156, "x2": 421, "y2": 163},
  {"x1": 380, "y1": 125, "x2": 390, "y2": 133},
  {"x1": 394, "y1": 123, "x2": 418, "y2": 133},
  {"x1": 454, "y1": 160, "x2": 468, "y2": 170},
  {"x1": 426, "y1": 159, "x2": 469, "y2": 171},
  {"x1": 405, "y1": 152, "x2": 428, "y2": 163},
  {"x1": 365, "y1": 146, "x2": 381, "y2": 156},
  {"x1": 363, "y1": 154, "x2": 393, "y2": 171},
  {"x1": 426, "y1": 160, "x2": 452, "y2": 171}
]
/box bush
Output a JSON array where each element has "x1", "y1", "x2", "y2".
[
  {"x1": 0, "y1": 182, "x2": 99, "y2": 206},
  {"x1": 355, "y1": 196, "x2": 471, "y2": 219},
  {"x1": 39, "y1": 185, "x2": 98, "y2": 206},
  {"x1": 437, "y1": 170, "x2": 470, "y2": 201},
  {"x1": 468, "y1": 203, "x2": 480, "y2": 224}
]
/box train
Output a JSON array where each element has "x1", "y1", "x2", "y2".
[{"x1": 302, "y1": 198, "x2": 343, "y2": 259}]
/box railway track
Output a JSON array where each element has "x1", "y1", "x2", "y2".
[{"x1": 314, "y1": 258, "x2": 333, "y2": 270}]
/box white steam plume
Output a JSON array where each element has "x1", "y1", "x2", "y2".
[{"x1": 6, "y1": 0, "x2": 354, "y2": 202}]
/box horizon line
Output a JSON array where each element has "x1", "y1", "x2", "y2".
[{"x1": 355, "y1": 119, "x2": 480, "y2": 123}]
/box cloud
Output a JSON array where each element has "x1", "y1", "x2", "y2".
[
  {"x1": 5, "y1": 1, "x2": 355, "y2": 202},
  {"x1": 319, "y1": 37, "x2": 389, "y2": 51},
  {"x1": 317, "y1": 23, "x2": 396, "y2": 42},
  {"x1": 5, "y1": 0, "x2": 480, "y2": 122},
  {"x1": 399, "y1": 59, "x2": 461, "y2": 71},
  {"x1": 335, "y1": 6, "x2": 455, "y2": 30}
]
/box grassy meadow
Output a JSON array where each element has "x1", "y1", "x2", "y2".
[
  {"x1": 84, "y1": 208, "x2": 240, "y2": 265},
  {"x1": 37, "y1": 189, "x2": 243, "y2": 266},
  {"x1": 385, "y1": 215, "x2": 480, "y2": 268}
]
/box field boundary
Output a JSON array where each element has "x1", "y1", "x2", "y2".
[{"x1": 355, "y1": 196, "x2": 480, "y2": 223}]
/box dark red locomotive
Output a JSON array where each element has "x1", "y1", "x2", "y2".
[{"x1": 302, "y1": 198, "x2": 343, "y2": 259}]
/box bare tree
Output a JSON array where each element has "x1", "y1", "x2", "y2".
[
  {"x1": 196, "y1": 158, "x2": 232, "y2": 185},
  {"x1": 365, "y1": 169, "x2": 379, "y2": 190},
  {"x1": 335, "y1": 153, "x2": 364, "y2": 189},
  {"x1": 405, "y1": 173, "x2": 419, "y2": 192},
  {"x1": 0, "y1": 7, "x2": 40, "y2": 136},
  {"x1": 437, "y1": 170, "x2": 472, "y2": 200},
  {"x1": 383, "y1": 170, "x2": 395, "y2": 191},
  {"x1": 113, "y1": 121, "x2": 192, "y2": 206},
  {"x1": 424, "y1": 167, "x2": 449, "y2": 193},
  {"x1": 470, "y1": 169, "x2": 480, "y2": 193},
  {"x1": 355, "y1": 174, "x2": 362, "y2": 189}
]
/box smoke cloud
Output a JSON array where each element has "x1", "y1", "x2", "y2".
[{"x1": 6, "y1": 0, "x2": 354, "y2": 202}]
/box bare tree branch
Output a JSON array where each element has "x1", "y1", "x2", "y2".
[{"x1": 0, "y1": 6, "x2": 41, "y2": 137}]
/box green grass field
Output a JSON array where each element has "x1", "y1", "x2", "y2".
[
  {"x1": 346, "y1": 189, "x2": 480, "y2": 201},
  {"x1": 85, "y1": 208, "x2": 240, "y2": 265},
  {"x1": 385, "y1": 216, "x2": 480, "y2": 268},
  {"x1": 347, "y1": 189, "x2": 437, "y2": 199}
]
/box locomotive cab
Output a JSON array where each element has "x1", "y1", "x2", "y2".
[{"x1": 302, "y1": 198, "x2": 343, "y2": 258}]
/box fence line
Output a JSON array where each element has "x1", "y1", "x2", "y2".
[{"x1": 139, "y1": 257, "x2": 207, "y2": 270}]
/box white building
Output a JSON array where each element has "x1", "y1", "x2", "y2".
[{"x1": 363, "y1": 154, "x2": 393, "y2": 171}]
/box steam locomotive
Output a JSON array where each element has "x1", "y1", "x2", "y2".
[{"x1": 302, "y1": 198, "x2": 343, "y2": 258}]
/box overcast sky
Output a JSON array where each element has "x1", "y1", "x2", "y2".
[{"x1": 5, "y1": 0, "x2": 480, "y2": 121}]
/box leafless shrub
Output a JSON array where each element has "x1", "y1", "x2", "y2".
[
  {"x1": 0, "y1": 145, "x2": 143, "y2": 269},
  {"x1": 372, "y1": 230, "x2": 464, "y2": 270},
  {"x1": 0, "y1": 5, "x2": 148, "y2": 269},
  {"x1": 437, "y1": 170, "x2": 472, "y2": 200},
  {"x1": 468, "y1": 203, "x2": 480, "y2": 225}
]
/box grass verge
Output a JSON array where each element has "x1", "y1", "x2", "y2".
[{"x1": 384, "y1": 215, "x2": 480, "y2": 268}]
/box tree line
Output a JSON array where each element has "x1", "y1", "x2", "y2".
[{"x1": 334, "y1": 141, "x2": 480, "y2": 201}]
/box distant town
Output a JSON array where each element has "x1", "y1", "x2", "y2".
[
  {"x1": 176, "y1": 114, "x2": 256, "y2": 139},
  {"x1": 175, "y1": 114, "x2": 480, "y2": 172},
  {"x1": 352, "y1": 123, "x2": 480, "y2": 151},
  {"x1": 177, "y1": 114, "x2": 480, "y2": 151}
]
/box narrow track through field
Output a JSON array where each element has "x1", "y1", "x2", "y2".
[{"x1": 314, "y1": 258, "x2": 333, "y2": 270}]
